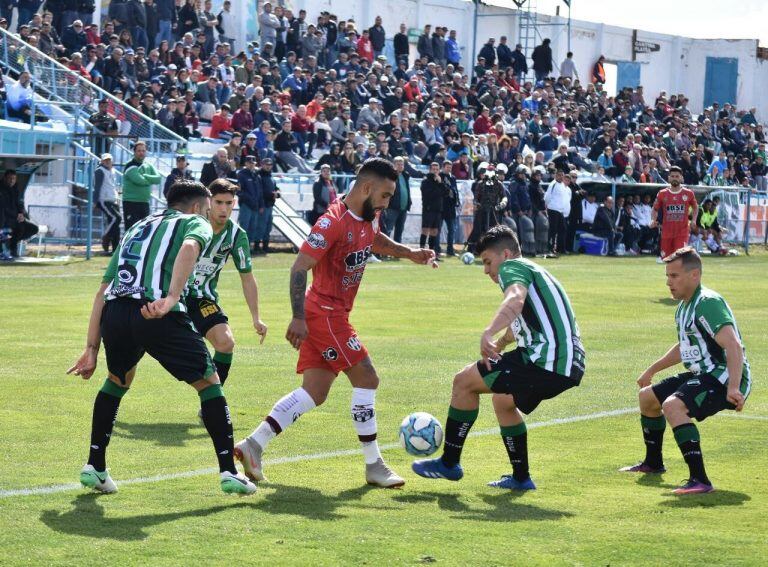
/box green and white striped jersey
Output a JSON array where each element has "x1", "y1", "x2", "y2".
[
  {"x1": 102, "y1": 209, "x2": 212, "y2": 312},
  {"x1": 675, "y1": 285, "x2": 751, "y2": 393},
  {"x1": 186, "y1": 218, "x2": 252, "y2": 302},
  {"x1": 498, "y1": 258, "x2": 586, "y2": 379}
]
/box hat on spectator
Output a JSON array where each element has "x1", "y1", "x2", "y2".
[
  {"x1": 245, "y1": 155, "x2": 258, "y2": 163},
  {"x1": 100, "y1": 153, "x2": 113, "y2": 161},
  {"x1": 260, "y1": 98, "x2": 271, "y2": 105},
  {"x1": 261, "y1": 158, "x2": 273, "y2": 164},
  {"x1": 124, "y1": 48, "x2": 134, "y2": 55},
  {"x1": 168, "y1": 64, "x2": 177, "y2": 70},
  {"x1": 246, "y1": 133, "x2": 257, "y2": 139},
  {"x1": 369, "y1": 98, "x2": 380, "y2": 104},
  {"x1": 150, "y1": 77, "x2": 162, "y2": 84},
  {"x1": 176, "y1": 154, "x2": 187, "y2": 161}
]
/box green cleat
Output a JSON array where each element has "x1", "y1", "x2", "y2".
[
  {"x1": 220, "y1": 471, "x2": 257, "y2": 495},
  {"x1": 80, "y1": 464, "x2": 118, "y2": 494}
]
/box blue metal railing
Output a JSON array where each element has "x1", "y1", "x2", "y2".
[{"x1": 0, "y1": 25, "x2": 184, "y2": 174}]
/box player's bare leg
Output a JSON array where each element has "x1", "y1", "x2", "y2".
[
  {"x1": 236, "y1": 368, "x2": 332, "y2": 481},
  {"x1": 80, "y1": 368, "x2": 135, "y2": 494},
  {"x1": 620, "y1": 386, "x2": 668, "y2": 474},
  {"x1": 343, "y1": 357, "x2": 403, "y2": 488},
  {"x1": 206, "y1": 323, "x2": 235, "y2": 386},
  {"x1": 488, "y1": 394, "x2": 535, "y2": 490},
  {"x1": 413, "y1": 363, "x2": 491, "y2": 481}
]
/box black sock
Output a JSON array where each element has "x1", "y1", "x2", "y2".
[
  {"x1": 441, "y1": 406, "x2": 478, "y2": 467},
  {"x1": 213, "y1": 351, "x2": 233, "y2": 386},
  {"x1": 673, "y1": 423, "x2": 710, "y2": 485},
  {"x1": 641, "y1": 414, "x2": 666, "y2": 468},
  {"x1": 199, "y1": 385, "x2": 237, "y2": 474},
  {"x1": 427, "y1": 235, "x2": 438, "y2": 253},
  {"x1": 500, "y1": 423, "x2": 529, "y2": 481},
  {"x1": 88, "y1": 380, "x2": 127, "y2": 472},
  {"x1": 420, "y1": 234, "x2": 427, "y2": 248}
]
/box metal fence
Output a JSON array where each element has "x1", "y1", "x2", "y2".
[{"x1": 0, "y1": 26, "x2": 185, "y2": 173}]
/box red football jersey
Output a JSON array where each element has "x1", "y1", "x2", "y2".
[
  {"x1": 653, "y1": 187, "x2": 696, "y2": 235},
  {"x1": 299, "y1": 200, "x2": 380, "y2": 313}
]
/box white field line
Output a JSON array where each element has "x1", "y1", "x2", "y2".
[{"x1": 8, "y1": 407, "x2": 768, "y2": 499}]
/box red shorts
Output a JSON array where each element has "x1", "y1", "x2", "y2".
[
  {"x1": 660, "y1": 231, "x2": 689, "y2": 259},
  {"x1": 296, "y1": 307, "x2": 368, "y2": 375}
]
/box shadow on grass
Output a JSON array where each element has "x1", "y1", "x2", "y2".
[
  {"x1": 40, "y1": 493, "x2": 252, "y2": 541},
  {"x1": 653, "y1": 297, "x2": 678, "y2": 306},
  {"x1": 112, "y1": 421, "x2": 209, "y2": 447},
  {"x1": 41, "y1": 483, "x2": 380, "y2": 540},
  {"x1": 392, "y1": 491, "x2": 574, "y2": 523},
  {"x1": 636, "y1": 474, "x2": 677, "y2": 489},
  {"x1": 658, "y1": 489, "x2": 750, "y2": 508}
]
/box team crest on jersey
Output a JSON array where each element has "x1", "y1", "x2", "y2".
[
  {"x1": 346, "y1": 335, "x2": 362, "y2": 351},
  {"x1": 307, "y1": 232, "x2": 327, "y2": 249},
  {"x1": 318, "y1": 217, "x2": 332, "y2": 229},
  {"x1": 322, "y1": 347, "x2": 339, "y2": 361},
  {"x1": 682, "y1": 195, "x2": 688, "y2": 201},
  {"x1": 347, "y1": 232, "x2": 353, "y2": 242}
]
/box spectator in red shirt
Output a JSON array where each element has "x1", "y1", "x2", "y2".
[
  {"x1": 231, "y1": 98, "x2": 254, "y2": 135},
  {"x1": 210, "y1": 103, "x2": 234, "y2": 140},
  {"x1": 356, "y1": 29, "x2": 374, "y2": 63},
  {"x1": 403, "y1": 76, "x2": 423, "y2": 103},
  {"x1": 473, "y1": 107, "x2": 492, "y2": 135},
  {"x1": 452, "y1": 154, "x2": 472, "y2": 180},
  {"x1": 291, "y1": 104, "x2": 316, "y2": 158}
]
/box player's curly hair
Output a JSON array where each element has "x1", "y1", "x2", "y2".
[{"x1": 208, "y1": 178, "x2": 239, "y2": 196}]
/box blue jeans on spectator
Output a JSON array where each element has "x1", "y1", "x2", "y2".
[
  {"x1": 385, "y1": 208, "x2": 408, "y2": 243},
  {"x1": 238, "y1": 203, "x2": 261, "y2": 248},
  {"x1": 156, "y1": 20, "x2": 172, "y2": 48},
  {"x1": 293, "y1": 131, "x2": 308, "y2": 157},
  {"x1": 257, "y1": 206, "x2": 273, "y2": 247},
  {"x1": 17, "y1": 7, "x2": 36, "y2": 28},
  {"x1": 534, "y1": 70, "x2": 548, "y2": 82},
  {"x1": 132, "y1": 26, "x2": 148, "y2": 51},
  {"x1": 216, "y1": 85, "x2": 231, "y2": 107},
  {"x1": 61, "y1": 10, "x2": 79, "y2": 31}
]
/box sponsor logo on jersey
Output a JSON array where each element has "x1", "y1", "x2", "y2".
[
  {"x1": 698, "y1": 315, "x2": 715, "y2": 337},
  {"x1": 344, "y1": 245, "x2": 372, "y2": 272},
  {"x1": 111, "y1": 284, "x2": 146, "y2": 297},
  {"x1": 347, "y1": 335, "x2": 362, "y2": 351},
  {"x1": 318, "y1": 217, "x2": 332, "y2": 229},
  {"x1": 322, "y1": 347, "x2": 339, "y2": 361},
  {"x1": 307, "y1": 232, "x2": 327, "y2": 249}
]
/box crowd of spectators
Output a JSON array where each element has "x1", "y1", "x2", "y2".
[{"x1": 0, "y1": 4, "x2": 760, "y2": 256}]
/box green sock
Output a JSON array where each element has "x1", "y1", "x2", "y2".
[{"x1": 213, "y1": 351, "x2": 233, "y2": 385}]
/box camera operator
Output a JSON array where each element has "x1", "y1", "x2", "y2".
[{"x1": 466, "y1": 162, "x2": 506, "y2": 252}]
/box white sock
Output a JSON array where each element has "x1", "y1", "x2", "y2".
[
  {"x1": 352, "y1": 387, "x2": 381, "y2": 464},
  {"x1": 249, "y1": 388, "x2": 316, "y2": 449}
]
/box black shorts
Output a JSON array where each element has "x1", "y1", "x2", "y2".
[
  {"x1": 652, "y1": 372, "x2": 735, "y2": 422},
  {"x1": 100, "y1": 299, "x2": 215, "y2": 385},
  {"x1": 476, "y1": 348, "x2": 579, "y2": 414},
  {"x1": 186, "y1": 297, "x2": 229, "y2": 336},
  {"x1": 422, "y1": 211, "x2": 442, "y2": 230}
]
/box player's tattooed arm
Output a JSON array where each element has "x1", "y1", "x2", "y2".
[
  {"x1": 289, "y1": 252, "x2": 318, "y2": 320},
  {"x1": 290, "y1": 269, "x2": 307, "y2": 319}
]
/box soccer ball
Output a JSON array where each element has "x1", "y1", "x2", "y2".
[
  {"x1": 461, "y1": 252, "x2": 475, "y2": 265},
  {"x1": 399, "y1": 412, "x2": 443, "y2": 456}
]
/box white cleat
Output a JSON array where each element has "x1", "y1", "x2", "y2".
[
  {"x1": 220, "y1": 471, "x2": 257, "y2": 495},
  {"x1": 80, "y1": 464, "x2": 118, "y2": 494},
  {"x1": 234, "y1": 438, "x2": 266, "y2": 482},
  {"x1": 366, "y1": 458, "x2": 405, "y2": 488}
]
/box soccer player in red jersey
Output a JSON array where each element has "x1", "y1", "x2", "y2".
[
  {"x1": 236, "y1": 158, "x2": 437, "y2": 487},
  {"x1": 650, "y1": 166, "x2": 698, "y2": 260}
]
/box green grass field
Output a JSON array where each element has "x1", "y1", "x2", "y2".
[{"x1": 0, "y1": 254, "x2": 766, "y2": 566}]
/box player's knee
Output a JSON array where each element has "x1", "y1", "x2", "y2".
[
  {"x1": 452, "y1": 367, "x2": 475, "y2": 394},
  {"x1": 217, "y1": 334, "x2": 235, "y2": 353},
  {"x1": 638, "y1": 386, "x2": 659, "y2": 411},
  {"x1": 661, "y1": 395, "x2": 685, "y2": 416}
]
